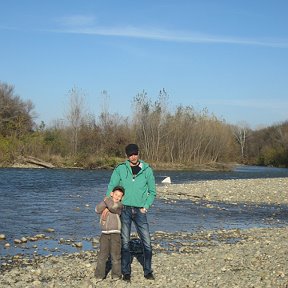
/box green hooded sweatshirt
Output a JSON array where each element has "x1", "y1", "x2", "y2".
[{"x1": 106, "y1": 160, "x2": 156, "y2": 209}]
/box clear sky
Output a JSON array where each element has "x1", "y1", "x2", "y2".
[{"x1": 1, "y1": 0, "x2": 288, "y2": 129}]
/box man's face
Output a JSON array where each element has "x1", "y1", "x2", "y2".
[
  {"x1": 128, "y1": 153, "x2": 139, "y2": 165},
  {"x1": 110, "y1": 190, "x2": 124, "y2": 202}
]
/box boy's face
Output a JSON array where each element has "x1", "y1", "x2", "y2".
[{"x1": 110, "y1": 190, "x2": 124, "y2": 202}]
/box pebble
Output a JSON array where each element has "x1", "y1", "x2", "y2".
[
  {"x1": 45, "y1": 228, "x2": 55, "y2": 233},
  {"x1": 1, "y1": 227, "x2": 287, "y2": 287},
  {"x1": 74, "y1": 242, "x2": 83, "y2": 248},
  {"x1": 20, "y1": 237, "x2": 27, "y2": 243}
]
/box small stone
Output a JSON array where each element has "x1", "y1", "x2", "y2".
[
  {"x1": 0, "y1": 234, "x2": 6, "y2": 240},
  {"x1": 21, "y1": 237, "x2": 28, "y2": 243},
  {"x1": 32, "y1": 280, "x2": 42, "y2": 286},
  {"x1": 32, "y1": 268, "x2": 42, "y2": 276},
  {"x1": 29, "y1": 237, "x2": 38, "y2": 242},
  {"x1": 14, "y1": 239, "x2": 22, "y2": 244},
  {"x1": 34, "y1": 234, "x2": 45, "y2": 239},
  {"x1": 4, "y1": 243, "x2": 10, "y2": 248},
  {"x1": 45, "y1": 228, "x2": 55, "y2": 233},
  {"x1": 74, "y1": 242, "x2": 83, "y2": 248},
  {"x1": 91, "y1": 238, "x2": 99, "y2": 244}
]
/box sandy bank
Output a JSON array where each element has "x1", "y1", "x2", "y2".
[{"x1": 157, "y1": 177, "x2": 288, "y2": 205}]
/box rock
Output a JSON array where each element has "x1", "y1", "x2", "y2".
[
  {"x1": 29, "y1": 237, "x2": 38, "y2": 242},
  {"x1": 14, "y1": 239, "x2": 22, "y2": 244},
  {"x1": 31, "y1": 280, "x2": 42, "y2": 286},
  {"x1": 4, "y1": 243, "x2": 10, "y2": 248},
  {"x1": 34, "y1": 234, "x2": 46, "y2": 239},
  {"x1": 91, "y1": 237, "x2": 99, "y2": 244},
  {"x1": 45, "y1": 228, "x2": 55, "y2": 233},
  {"x1": 0, "y1": 234, "x2": 6, "y2": 240},
  {"x1": 21, "y1": 237, "x2": 28, "y2": 243},
  {"x1": 74, "y1": 242, "x2": 83, "y2": 248},
  {"x1": 31, "y1": 268, "x2": 42, "y2": 276}
]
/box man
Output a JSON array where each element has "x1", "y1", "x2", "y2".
[{"x1": 106, "y1": 144, "x2": 156, "y2": 282}]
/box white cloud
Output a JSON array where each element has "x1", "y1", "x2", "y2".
[
  {"x1": 2, "y1": 14, "x2": 288, "y2": 48},
  {"x1": 52, "y1": 18, "x2": 288, "y2": 48}
]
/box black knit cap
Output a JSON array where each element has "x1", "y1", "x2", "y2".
[{"x1": 125, "y1": 144, "x2": 139, "y2": 156}]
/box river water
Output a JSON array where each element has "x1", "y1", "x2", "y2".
[{"x1": 0, "y1": 166, "x2": 288, "y2": 260}]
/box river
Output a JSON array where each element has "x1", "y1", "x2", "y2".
[{"x1": 0, "y1": 165, "x2": 288, "y2": 260}]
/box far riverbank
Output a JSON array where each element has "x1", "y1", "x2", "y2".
[{"x1": 2, "y1": 153, "x2": 239, "y2": 171}]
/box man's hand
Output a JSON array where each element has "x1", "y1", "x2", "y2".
[{"x1": 140, "y1": 207, "x2": 148, "y2": 213}]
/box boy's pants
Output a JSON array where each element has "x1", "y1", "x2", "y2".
[{"x1": 95, "y1": 233, "x2": 121, "y2": 279}]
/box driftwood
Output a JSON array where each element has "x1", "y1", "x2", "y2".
[{"x1": 21, "y1": 156, "x2": 55, "y2": 169}]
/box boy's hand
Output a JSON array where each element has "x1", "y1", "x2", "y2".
[
  {"x1": 103, "y1": 196, "x2": 110, "y2": 205},
  {"x1": 101, "y1": 208, "x2": 109, "y2": 221}
]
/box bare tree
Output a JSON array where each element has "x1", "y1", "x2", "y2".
[
  {"x1": 132, "y1": 89, "x2": 168, "y2": 161},
  {"x1": 65, "y1": 87, "x2": 86, "y2": 155},
  {"x1": 232, "y1": 122, "x2": 250, "y2": 161},
  {"x1": 99, "y1": 90, "x2": 110, "y2": 129}
]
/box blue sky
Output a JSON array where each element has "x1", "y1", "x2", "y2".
[{"x1": 1, "y1": 0, "x2": 288, "y2": 129}]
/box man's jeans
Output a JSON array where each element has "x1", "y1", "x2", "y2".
[{"x1": 121, "y1": 206, "x2": 153, "y2": 276}]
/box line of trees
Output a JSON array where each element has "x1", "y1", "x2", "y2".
[{"x1": 1, "y1": 81, "x2": 287, "y2": 169}]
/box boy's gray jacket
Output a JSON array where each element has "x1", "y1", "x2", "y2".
[{"x1": 95, "y1": 197, "x2": 122, "y2": 234}]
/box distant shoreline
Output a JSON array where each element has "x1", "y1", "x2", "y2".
[{"x1": 2, "y1": 159, "x2": 237, "y2": 172}]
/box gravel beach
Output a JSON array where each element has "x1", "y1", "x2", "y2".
[{"x1": 1, "y1": 177, "x2": 288, "y2": 288}]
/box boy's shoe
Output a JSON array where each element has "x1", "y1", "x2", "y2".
[
  {"x1": 122, "y1": 274, "x2": 131, "y2": 282},
  {"x1": 94, "y1": 272, "x2": 106, "y2": 281},
  {"x1": 144, "y1": 272, "x2": 155, "y2": 280},
  {"x1": 95, "y1": 277, "x2": 105, "y2": 284}
]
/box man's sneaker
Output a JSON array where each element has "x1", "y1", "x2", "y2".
[
  {"x1": 144, "y1": 272, "x2": 155, "y2": 280},
  {"x1": 122, "y1": 274, "x2": 131, "y2": 282}
]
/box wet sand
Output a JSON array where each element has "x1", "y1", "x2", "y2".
[{"x1": 1, "y1": 177, "x2": 288, "y2": 287}]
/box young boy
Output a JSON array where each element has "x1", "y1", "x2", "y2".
[{"x1": 95, "y1": 186, "x2": 125, "y2": 280}]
